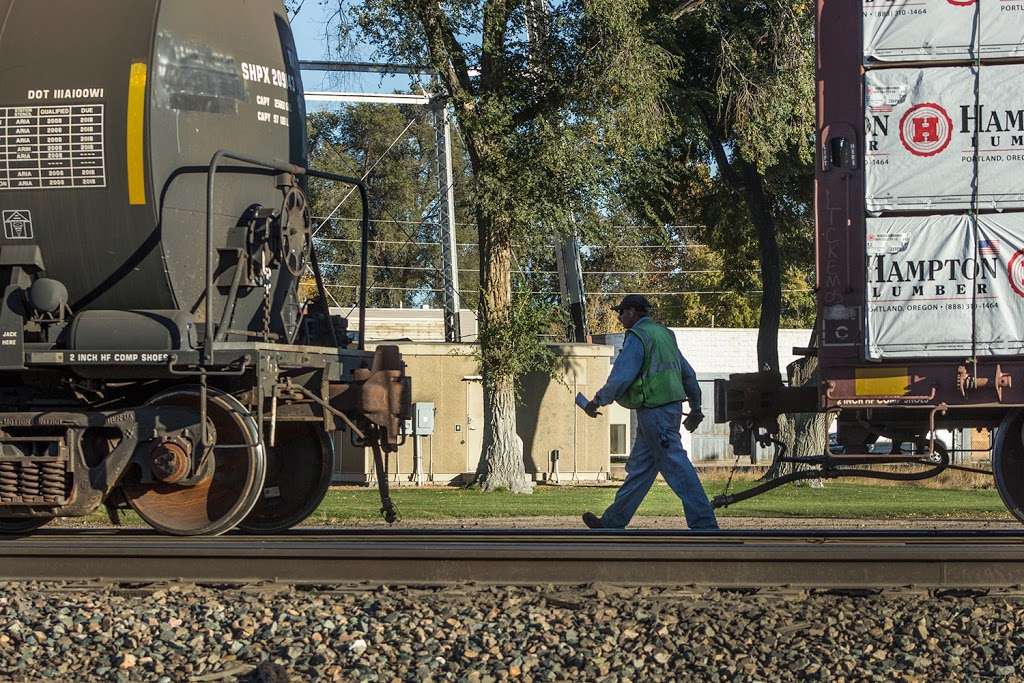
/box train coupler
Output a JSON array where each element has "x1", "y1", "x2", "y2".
[
  {"x1": 714, "y1": 371, "x2": 820, "y2": 455},
  {"x1": 353, "y1": 346, "x2": 412, "y2": 449}
]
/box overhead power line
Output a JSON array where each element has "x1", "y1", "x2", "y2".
[
  {"x1": 316, "y1": 237, "x2": 446, "y2": 247},
  {"x1": 309, "y1": 282, "x2": 812, "y2": 296},
  {"x1": 314, "y1": 216, "x2": 702, "y2": 233},
  {"x1": 315, "y1": 215, "x2": 473, "y2": 228},
  {"x1": 318, "y1": 261, "x2": 731, "y2": 276},
  {"x1": 315, "y1": 236, "x2": 706, "y2": 250},
  {"x1": 587, "y1": 290, "x2": 813, "y2": 296}
]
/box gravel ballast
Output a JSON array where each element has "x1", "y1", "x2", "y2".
[{"x1": 0, "y1": 582, "x2": 1021, "y2": 681}]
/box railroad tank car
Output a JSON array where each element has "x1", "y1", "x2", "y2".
[
  {"x1": 715, "y1": 0, "x2": 1024, "y2": 522},
  {"x1": 0, "y1": 0, "x2": 408, "y2": 535}
]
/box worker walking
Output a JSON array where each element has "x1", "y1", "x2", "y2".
[{"x1": 582, "y1": 295, "x2": 718, "y2": 530}]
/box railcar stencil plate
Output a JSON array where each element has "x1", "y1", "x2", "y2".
[
  {"x1": 0, "y1": 105, "x2": 106, "y2": 190},
  {"x1": 1, "y1": 210, "x2": 32, "y2": 239}
]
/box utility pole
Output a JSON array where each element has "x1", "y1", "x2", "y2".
[{"x1": 434, "y1": 100, "x2": 461, "y2": 342}]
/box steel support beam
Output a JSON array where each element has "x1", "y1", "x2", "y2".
[
  {"x1": 297, "y1": 60, "x2": 464, "y2": 338},
  {"x1": 299, "y1": 60, "x2": 433, "y2": 75},
  {"x1": 304, "y1": 91, "x2": 431, "y2": 106}
]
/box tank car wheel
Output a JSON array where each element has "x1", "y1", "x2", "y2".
[
  {"x1": 0, "y1": 517, "x2": 50, "y2": 534},
  {"x1": 238, "y1": 422, "x2": 333, "y2": 533},
  {"x1": 993, "y1": 410, "x2": 1024, "y2": 524},
  {"x1": 122, "y1": 387, "x2": 266, "y2": 536}
]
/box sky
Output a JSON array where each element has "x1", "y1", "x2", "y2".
[{"x1": 289, "y1": 4, "x2": 415, "y2": 100}]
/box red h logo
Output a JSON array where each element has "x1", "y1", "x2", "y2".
[
  {"x1": 912, "y1": 116, "x2": 939, "y2": 143},
  {"x1": 899, "y1": 102, "x2": 952, "y2": 157}
]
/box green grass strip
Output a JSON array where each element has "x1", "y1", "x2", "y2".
[
  {"x1": 307, "y1": 481, "x2": 1013, "y2": 523},
  {"x1": 65, "y1": 480, "x2": 1013, "y2": 528}
]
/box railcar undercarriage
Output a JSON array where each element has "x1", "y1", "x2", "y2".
[
  {"x1": 714, "y1": 365, "x2": 1024, "y2": 523},
  {"x1": 0, "y1": 343, "x2": 408, "y2": 536}
]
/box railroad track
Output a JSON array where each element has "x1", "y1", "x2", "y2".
[{"x1": 0, "y1": 528, "x2": 1022, "y2": 587}]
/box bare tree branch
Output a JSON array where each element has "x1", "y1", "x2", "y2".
[
  {"x1": 669, "y1": 0, "x2": 706, "y2": 21},
  {"x1": 696, "y1": 102, "x2": 743, "y2": 192},
  {"x1": 413, "y1": 3, "x2": 477, "y2": 104}
]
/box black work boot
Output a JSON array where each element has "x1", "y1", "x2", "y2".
[{"x1": 582, "y1": 512, "x2": 604, "y2": 529}]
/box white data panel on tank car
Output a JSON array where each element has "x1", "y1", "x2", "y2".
[
  {"x1": 865, "y1": 65, "x2": 1024, "y2": 213},
  {"x1": 863, "y1": 0, "x2": 1024, "y2": 63},
  {"x1": 866, "y1": 213, "x2": 1024, "y2": 359}
]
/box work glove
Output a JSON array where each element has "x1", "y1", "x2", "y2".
[
  {"x1": 584, "y1": 400, "x2": 601, "y2": 418},
  {"x1": 683, "y1": 410, "x2": 704, "y2": 433}
]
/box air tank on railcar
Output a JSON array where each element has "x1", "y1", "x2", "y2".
[
  {"x1": 714, "y1": 0, "x2": 1024, "y2": 522},
  {"x1": 0, "y1": 0, "x2": 408, "y2": 536}
]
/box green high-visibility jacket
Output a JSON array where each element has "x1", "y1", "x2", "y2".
[{"x1": 617, "y1": 318, "x2": 687, "y2": 409}]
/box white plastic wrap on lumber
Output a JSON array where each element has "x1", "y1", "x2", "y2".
[
  {"x1": 864, "y1": 0, "x2": 1024, "y2": 63},
  {"x1": 866, "y1": 212, "x2": 1024, "y2": 359},
  {"x1": 865, "y1": 65, "x2": 1024, "y2": 213}
]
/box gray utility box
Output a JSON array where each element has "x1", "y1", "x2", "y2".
[{"x1": 414, "y1": 402, "x2": 435, "y2": 435}]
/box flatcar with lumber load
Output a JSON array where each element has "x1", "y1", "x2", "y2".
[{"x1": 716, "y1": 0, "x2": 1024, "y2": 522}]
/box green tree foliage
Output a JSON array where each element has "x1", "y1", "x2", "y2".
[
  {"x1": 303, "y1": 105, "x2": 479, "y2": 312},
  {"x1": 633, "y1": 0, "x2": 817, "y2": 372},
  {"x1": 333, "y1": 0, "x2": 674, "y2": 491},
  {"x1": 579, "y1": 219, "x2": 768, "y2": 333},
  {"x1": 639, "y1": 0, "x2": 822, "y2": 481}
]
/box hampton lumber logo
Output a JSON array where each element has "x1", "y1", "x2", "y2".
[
  {"x1": 868, "y1": 251, "x2": 998, "y2": 301},
  {"x1": 898, "y1": 103, "x2": 953, "y2": 157},
  {"x1": 869, "y1": 103, "x2": 1024, "y2": 157}
]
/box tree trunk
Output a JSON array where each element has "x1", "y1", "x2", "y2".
[
  {"x1": 475, "y1": 218, "x2": 532, "y2": 493},
  {"x1": 764, "y1": 334, "x2": 828, "y2": 484},
  {"x1": 699, "y1": 118, "x2": 782, "y2": 377},
  {"x1": 738, "y1": 159, "x2": 782, "y2": 376},
  {"x1": 478, "y1": 373, "x2": 531, "y2": 492}
]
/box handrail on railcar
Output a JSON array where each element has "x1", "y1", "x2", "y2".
[{"x1": 203, "y1": 149, "x2": 371, "y2": 362}]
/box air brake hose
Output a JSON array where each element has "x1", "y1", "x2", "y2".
[{"x1": 369, "y1": 429, "x2": 399, "y2": 524}]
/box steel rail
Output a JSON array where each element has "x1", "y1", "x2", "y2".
[{"x1": 0, "y1": 530, "x2": 1022, "y2": 587}]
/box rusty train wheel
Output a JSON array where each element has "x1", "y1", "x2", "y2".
[
  {"x1": 993, "y1": 410, "x2": 1024, "y2": 525},
  {"x1": 238, "y1": 422, "x2": 333, "y2": 533},
  {"x1": 122, "y1": 387, "x2": 266, "y2": 536},
  {"x1": 0, "y1": 517, "x2": 50, "y2": 534}
]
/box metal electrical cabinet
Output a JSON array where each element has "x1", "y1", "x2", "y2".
[{"x1": 414, "y1": 402, "x2": 435, "y2": 435}]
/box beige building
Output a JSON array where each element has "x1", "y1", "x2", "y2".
[
  {"x1": 335, "y1": 307, "x2": 479, "y2": 342},
  {"x1": 334, "y1": 342, "x2": 615, "y2": 485}
]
